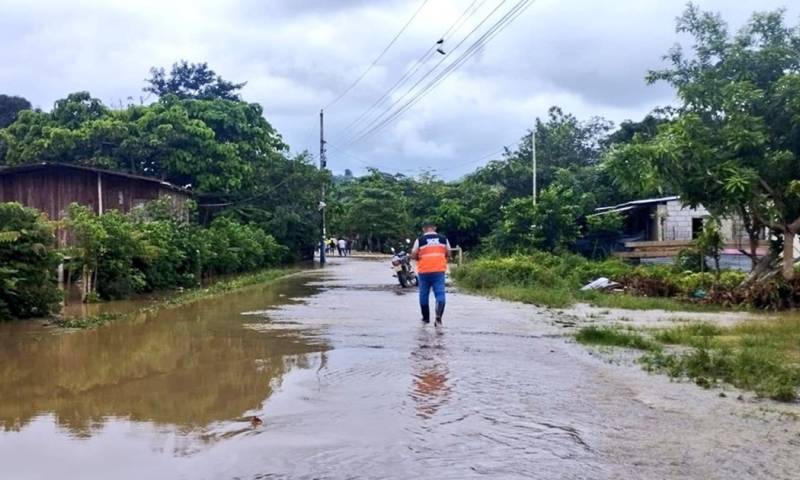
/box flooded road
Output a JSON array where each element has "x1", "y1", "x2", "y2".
[{"x1": 0, "y1": 257, "x2": 797, "y2": 479}]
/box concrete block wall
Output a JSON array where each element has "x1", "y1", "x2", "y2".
[
  {"x1": 661, "y1": 200, "x2": 709, "y2": 241},
  {"x1": 661, "y1": 200, "x2": 741, "y2": 242}
]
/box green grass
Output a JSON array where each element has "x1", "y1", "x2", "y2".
[
  {"x1": 576, "y1": 290, "x2": 724, "y2": 312},
  {"x1": 483, "y1": 285, "x2": 575, "y2": 308},
  {"x1": 652, "y1": 322, "x2": 723, "y2": 345},
  {"x1": 576, "y1": 325, "x2": 661, "y2": 351},
  {"x1": 57, "y1": 268, "x2": 298, "y2": 329},
  {"x1": 577, "y1": 319, "x2": 800, "y2": 402},
  {"x1": 459, "y1": 281, "x2": 723, "y2": 312}
]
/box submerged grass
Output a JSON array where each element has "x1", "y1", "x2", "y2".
[
  {"x1": 58, "y1": 268, "x2": 299, "y2": 329},
  {"x1": 156, "y1": 268, "x2": 298, "y2": 310},
  {"x1": 576, "y1": 318, "x2": 800, "y2": 402},
  {"x1": 54, "y1": 312, "x2": 124, "y2": 329}
]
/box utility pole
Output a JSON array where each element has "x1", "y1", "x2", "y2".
[
  {"x1": 532, "y1": 125, "x2": 537, "y2": 206},
  {"x1": 319, "y1": 109, "x2": 327, "y2": 265}
]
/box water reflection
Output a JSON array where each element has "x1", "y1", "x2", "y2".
[
  {"x1": 410, "y1": 329, "x2": 451, "y2": 419},
  {"x1": 0, "y1": 276, "x2": 328, "y2": 436}
]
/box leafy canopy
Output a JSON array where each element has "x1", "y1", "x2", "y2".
[
  {"x1": 145, "y1": 61, "x2": 246, "y2": 101},
  {"x1": 605, "y1": 3, "x2": 800, "y2": 277}
]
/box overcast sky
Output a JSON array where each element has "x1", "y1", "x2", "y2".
[{"x1": 2, "y1": 0, "x2": 797, "y2": 178}]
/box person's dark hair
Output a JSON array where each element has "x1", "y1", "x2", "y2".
[{"x1": 422, "y1": 220, "x2": 436, "y2": 229}]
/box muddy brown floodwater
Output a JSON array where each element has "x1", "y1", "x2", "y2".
[{"x1": 0, "y1": 257, "x2": 797, "y2": 479}]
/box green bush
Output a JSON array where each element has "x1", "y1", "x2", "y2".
[
  {"x1": 675, "y1": 248, "x2": 707, "y2": 273},
  {"x1": 68, "y1": 202, "x2": 288, "y2": 300},
  {"x1": 718, "y1": 270, "x2": 746, "y2": 290},
  {"x1": 454, "y1": 250, "x2": 759, "y2": 310},
  {"x1": 69, "y1": 205, "x2": 147, "y2": 299},
  {"x1": 453, "y1": 251, "x2": 635, "y2": 292},
  {"x1": 0, "y1": 203, "x2": 62, "y2": 320},
  {"x1": 675, "y1": 272, "x2": 715, "y2": 295},
  {"x1": 452, "y1": 253, "x2": 570, "y2": 290},
  {"x1": 198, "y1": 217, "x2": 287, "y2": 276}
]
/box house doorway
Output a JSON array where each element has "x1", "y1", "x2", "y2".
[{"x1": 692, "y1": 217, "x2": 704, "y2": 239}]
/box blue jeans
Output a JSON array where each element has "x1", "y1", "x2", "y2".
[{"x1": 418, "y1": 272, "x2": 446, "y2": 307}]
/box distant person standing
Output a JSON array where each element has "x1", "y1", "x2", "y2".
[
  {"x1": 411, "y1": 221, "x2": 450, "y2": 325},
  {"x1": 337, "y1": 238, "x2": 347, "y2": 257},
  {"x1": 346, "y1": 238, "x2": 353, "y2": 256}
]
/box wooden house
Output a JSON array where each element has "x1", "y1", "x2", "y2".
[{"x1": 0, "y1": 162, "x2": 191, "y2": 245}]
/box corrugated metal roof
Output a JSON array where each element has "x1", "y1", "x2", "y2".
[
  {"x1": 626, "y1": 195, "x2": 680, "y2": 206},
  {"x1": 587, "y1": 205, "x2": 636, "y2": 217},
  {"x1": 0, "y1": 162, "x2": 191, "y2": 194},
  {"x1": 594, "y1": 195, "x2": 680, "y2": 214}
]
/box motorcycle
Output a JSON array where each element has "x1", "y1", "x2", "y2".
[{"x1": 391, "y1": 240, "x2": 418, "y2": 288}]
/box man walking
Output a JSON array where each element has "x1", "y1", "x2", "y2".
[{"x1": 411, "y1": 221, "x2": 450, "y2": 326}]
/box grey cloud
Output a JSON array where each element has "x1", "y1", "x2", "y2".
[{"x1": 1, "y1": 0, "x2": 797, "y2": 178}]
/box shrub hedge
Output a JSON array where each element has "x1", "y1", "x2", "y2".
[
  {"x1": 0, "y1": 203, "x2": 62, "y2": 320},
  {"x1": 68, "y1": 203, "x2": 289, "y2": 300},
  {"x1": 1, "y1": 199, "x2": 293, "y2": 320}
]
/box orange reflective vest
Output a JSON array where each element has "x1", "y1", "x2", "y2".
[{"x1": 416, "y1": 233, "x2": 449, "y2": 274}]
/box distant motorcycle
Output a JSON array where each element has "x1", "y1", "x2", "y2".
[{"x1": 391, "y1": 241, "x2": 418, "y2": 288}]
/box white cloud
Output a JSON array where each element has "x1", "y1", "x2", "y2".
[{"x1": 1, "y1": 0, "x2": 796, "y2": 178}]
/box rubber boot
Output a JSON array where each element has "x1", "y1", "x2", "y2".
[
  {"x1": 435, "y1": 303, "x2": 445, "y2": 325},
  {"x1": 420, "y1": 304, "x2": 430, "y2": 324}
]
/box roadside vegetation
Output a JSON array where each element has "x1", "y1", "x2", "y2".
[
  {"x1": 0, "y1": 203, "x2": 62, "y2": 320},
  {"x1": 452, "y1": 252, "x2": 748, "y2": 310},
  {"x1": 68, "y1": 199, "x2": 288, "y2": 301},
  {"x1": 575, "y1": 319, "x2": 800, "y2": 402},
  {"x1": 0, "y1": 196, "x2": 290, "y2": 320}
]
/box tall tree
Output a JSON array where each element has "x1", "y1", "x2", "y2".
[
  {"x1": 51, "y1": 91, "x2": 108, "y2": 128},
  {"x1": 144, "y1": 61, "x2": 246, "y2": 100},
  {"x1": 471, "y1": 106, "x2": 612, "y2": 205},
  {"x1": 606, "y1": 5, "x2": 800, "y2": 278}
]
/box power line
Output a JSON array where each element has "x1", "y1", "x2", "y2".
[
  {"x1": 342, "y1": 0, "x2": 535, "y2": 149},
  {"x1": 324, "y1": 0, "x2": 430, "y2": 109},
  {"x1": 337, "y1": 0, "x2": 508, "y2": 146},
  {"x1": 335, "y1": 0, "x2": 486, "y2": 139},
  {"x1": 350, "y1": 0, "x2": 534, "y2": 147},
  {"x1": 327, "y1": 143, "x2": 391, "y2": 171},
  {"x1": 197, "y1": 176, "x2": 293, "y2": 208}
]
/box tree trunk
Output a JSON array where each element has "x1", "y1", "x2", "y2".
[
  {"x1": 739, "y1": 251, "x2": 779, "y2": 287},
  {"x1": 81, "y1": 265, "x2": 87, "y2": 303},
  {"x1": 782, "y1": 230, "x2": 795, "y2": 280},
  {"x1": 748, "y1": 234, "x2": 759, "y2": 270}
]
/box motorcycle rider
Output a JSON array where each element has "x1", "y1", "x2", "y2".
[{"x1": 411, "y1": 220, "x2": 450, "y2": 325}]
